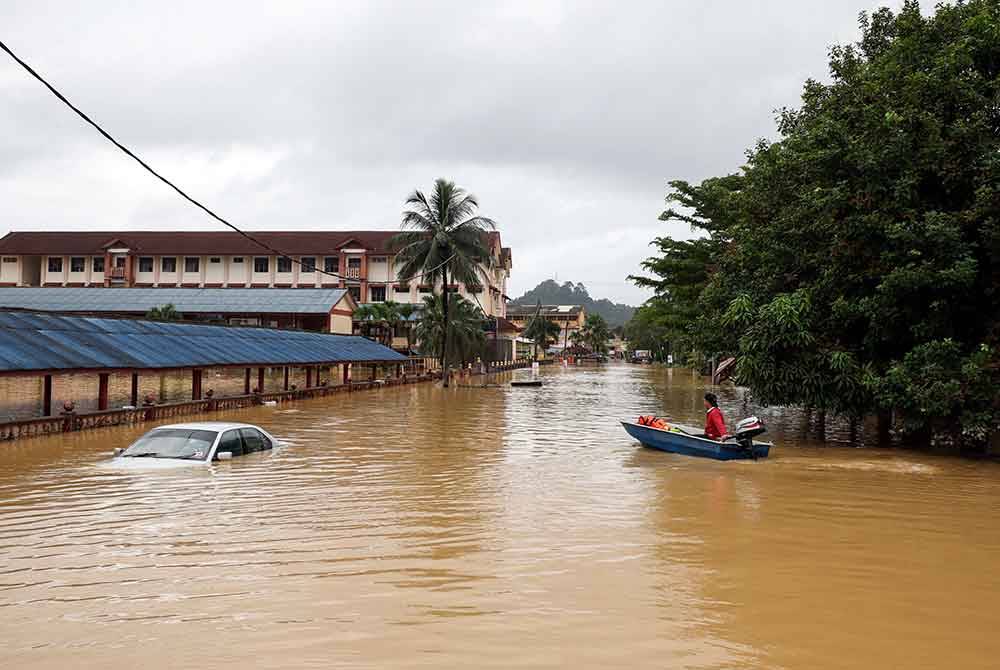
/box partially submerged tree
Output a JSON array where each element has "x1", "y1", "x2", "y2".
[
  {"x1": 413, "y1": 294, "x2": 487, "y2": 367},
  {"x1": 523, "y1": 313, "x2": 561, "y2": 359},
  {"x1": 390, "y1": 179, "x2": 495, "y2": 386}
]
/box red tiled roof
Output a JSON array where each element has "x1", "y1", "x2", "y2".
[
  {"x1": 0, "y1": 231, "x2": 403, "y2": 255},
  {"x1": 0, "y1": 230, "x2": 510, "y2": 261}
]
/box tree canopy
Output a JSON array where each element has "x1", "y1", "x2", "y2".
[{"x1": 628, "y1": 0, "x2": 1000, "y2": 447}]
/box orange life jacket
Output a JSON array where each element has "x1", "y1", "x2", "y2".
[{"x1": 637, "y1": 415, "x2": 668, "y2": 430}]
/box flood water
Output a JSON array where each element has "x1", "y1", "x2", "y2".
[{"x1": 1, "y1": 364, "x2": 999, "y2": 669}]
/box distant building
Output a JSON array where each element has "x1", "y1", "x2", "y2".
[
  {"x1": 507, "y1": 304, "x2": 586, "y2": 348},
  {"x1": 0, "y1": 230, "x2": 513, "y2": 318}
]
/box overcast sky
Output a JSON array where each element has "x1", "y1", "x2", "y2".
[{"x1": 1, "y1": 1, "x2": 929, "y2": 304}]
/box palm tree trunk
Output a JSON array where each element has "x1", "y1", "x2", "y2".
[{"x1": 441, "y1": 265, "x2": 450, "y2": 387}]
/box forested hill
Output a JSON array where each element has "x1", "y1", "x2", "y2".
[{"x1": 510, "y1": 280, "x2": 635, "y2": 327}]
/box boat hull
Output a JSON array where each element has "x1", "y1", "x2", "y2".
[{"x1": 621, "y1": 421, "x2": 770, "y2": 461}]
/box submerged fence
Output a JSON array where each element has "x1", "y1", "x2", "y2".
[{"x1": 0, "y1": 359, "x2": 531, "y2": 442}]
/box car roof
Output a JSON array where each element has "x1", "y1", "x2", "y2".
[{"x1": 152, "y1": 422, "x2": 262, "y2": 431}]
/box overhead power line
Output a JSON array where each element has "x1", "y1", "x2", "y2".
[{"x1": 0, "y1": 39, "x2": 456, "y2": 287}]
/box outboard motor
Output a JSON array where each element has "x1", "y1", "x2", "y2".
[{"x1": 732, "y1": 416, "x2": 766, "y2": 458}]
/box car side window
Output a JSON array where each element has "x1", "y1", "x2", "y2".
[
  {"x1": 239, "y1": 428, "x2": 270, "y2": 453},
  {"x1": 216, "y1": 430, "x2": 244, "y2": 459}
]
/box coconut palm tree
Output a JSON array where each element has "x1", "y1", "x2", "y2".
[
  {"x1": 414, "y1": 294, "x2": 486, "y2": 367},
  {"x1": 581, "y1": 314, "x2": 611, "y2": 354},
  {"x1": 146, "y1": 303, "x2": 182, "y2": 321},
  {"x1": 354, "y1": 304, "x2": 382, "y2": 341},
  {"x1": 523, "y1": 315, "x2": 561, "y2": 360},
  {"x1": 395, "y1": 302, "x2": 417, "y2": 353},
  {"x1": 390, "y1": 179, "x2": 496, "y2": 386}
]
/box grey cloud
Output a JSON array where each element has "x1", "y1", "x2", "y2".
[{"x1": 0, "y1": 0, "x2": 932, "y2": 303}]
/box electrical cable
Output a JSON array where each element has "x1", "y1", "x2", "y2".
[{"x1": 0, "y1": 38, "x2": 459, "y2": 288}]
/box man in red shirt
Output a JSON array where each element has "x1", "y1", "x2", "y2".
[{"x1": 704, "y1": 393, "x2": 728, "y2": 441}]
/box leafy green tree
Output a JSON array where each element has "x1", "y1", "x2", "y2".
[
  {"x1": 390, "y1": 179, "x2": 495, "y2": 386},
  {"x1": 146, "y1": 304, "x2": 182, "y2": 321},
  {"x1": 413, "y1": 294, "x2": 487, "y2": 366},
  {"x1": 632, "y1": 0, "x2": 1000, "y2": 448}
]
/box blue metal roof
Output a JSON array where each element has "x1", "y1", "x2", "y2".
[
  {"x1": 0, "y1": 287, "x2": 349, "y2": 314},
  {"x1": 0, "y1": 311, "x2": 406, "y2": 373}
]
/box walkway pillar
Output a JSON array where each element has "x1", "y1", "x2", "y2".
[
  {"x1": 306, "y1": 367, "x2": 313, "y2": 389},
  {"x1": 191, "y1": 369, "x2": 202, "y2": 400},
  {"x1": 257, "y1": 367, "x2": 265, "y2": 394},
  {"x1": 284, "y1": 367, "x2": 289, "y2": 391},
  {"x1": 343, "y1": 363, "x2": 350, "y2": 385},
  {"x1": 130, "y1": 372, "x2": 139, "y2": 407},
  {"x1": 43, "y1": 374, "x2": 52, "y2": 416},
  {"x1": 98, "y1": 373, "x2": 110, "y2": 410},
  {"x1": 244, "y1": 368, "x2": 251, "y2": 395},
  {"x1": 370, "y1": 365, "x2": 376, "y2": 381}
]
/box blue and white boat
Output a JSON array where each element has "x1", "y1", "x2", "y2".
[{"x1": 621, "y1": 417, "x2": 771, "y2": 461}]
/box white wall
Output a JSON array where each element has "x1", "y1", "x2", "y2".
[
  {"x1": 228, "y1": 256, "x2": 248, "y2": 285},
  {"x1": 159, "y1": 256, "x2": 179, "y2": 285},
  {"x1": 0, "y1": 256, "x2": 19, "y2": 283},
  {"x1": 251, "y1": 256, "x2": 271, "y2": 285},
  {"x1": 181, "y1": 256, "x2": 201, "y2": 285},
  {"x1": 205, "y1": 256, "x2": 225, "y2": 283}
]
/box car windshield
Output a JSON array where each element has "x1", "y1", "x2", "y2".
[{"x1": 121, "y1": 429, "x2": 218, "y2": 460}]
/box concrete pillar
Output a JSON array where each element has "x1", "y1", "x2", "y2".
[
  {"x1": 43, "y1": 374, "x2": 52, "y2": 416},
  {"x1": 244, "y1": 368, "x2": 251, "y2": 395},
  {"x1": 343, "y1": 363, "x2": 350, "y2": 385},
  {"x1": 257, "y1": 367, "x2": 265, "y2": 393},
  {"x1": 284, "y1": 366, "x2": 289, "y2": 390},
  {"x1": 191, "y1": 369, "x2": 202, "y2": 400},
  {"x1": 98, "y1": 373, "x2": 110, "y2": 410},
  {"x1": 130, "y1": 372, "x2": 139, "y2": 407},
  {"x1": 306, "y1": 367, "x2": 313, "y2": 388}
]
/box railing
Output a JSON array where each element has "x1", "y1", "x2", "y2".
[
  {"x1": 109, "y1": 267, "x2": 126, "y2": 279},
  {"x1": 345, "y1": 267, "x2": 361, "y2": 279},
  {"x1": 0, "y1": 360, "x2": 534, "y2": 443}
]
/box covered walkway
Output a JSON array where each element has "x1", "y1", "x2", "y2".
[{"x1": 0, "y1": 310, "x2": 410, "y2": 429}]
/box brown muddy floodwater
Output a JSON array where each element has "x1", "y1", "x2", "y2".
[{"x1": 1, "y1": 364, "x2": 999, "y2": 669}]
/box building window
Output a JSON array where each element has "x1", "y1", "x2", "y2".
[
  {"x1": 184, "y1": 257, "x2": 200, "y2": 273},
  {"x1": 418, "y1": 285, "x2": 433, "y2": 294},
  {"x1": 232, "y1": 257, "x2": 244, "y2": 263},
  {"x1": 254, "y1": 257, "x2": 269, "y2": 273},
  {"x1": 301, "y1": 257, "x2": 316, "y2": 273},
  {"x1": 324, "y1": 256, "x2": 339, "y2": 274},
  {"x1": 395, "y1": 284, "x2": 410, "y2": 293},
  {"x1": 2, "y1": 257, "x2": 16, "y2": 263},
  {"x1": 348, "y1": 286, "x2": 361, "y2": 301},
  {"x1": 138, "y1": 257, "x2": 154, "y2": 273},
  {"x1": 209, "y1": 257, "x2": 221, "y2": 264},
  {"x1": 347, "y1": 257, "x2": 361, "y2": 269},
  {"x1": 92, "y1": 257, "x2": 104, "y2": 273},
  {"x1": 70, "y1": 257, "x2": 86, "y2": 273},
  {"x1": 47, "y1": 257, "x2": 62, "y2": 273},
  {"x1": 371, "y1": 256, "x2": 386, "y2": 264},
  {"x1": 277, "y1": 257, "x2": 292, "y2": 273},
  {"x1": 161, "y1": 257, "x2": 177, "y2": 273},
  {"x1": 370, "y1": 285, "x2": 386, "y2": 302}
]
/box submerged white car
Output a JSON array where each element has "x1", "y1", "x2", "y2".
[{"x1": 111, "y1": 422, "x2": 278, "y2": 465}]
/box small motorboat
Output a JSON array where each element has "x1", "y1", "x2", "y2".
[
  {"x1": 621, "y1": 416, "x2": 771, "y2": 461},
  {"x1": 511, "y1": 379, "x2": 543, "y2": 388}
]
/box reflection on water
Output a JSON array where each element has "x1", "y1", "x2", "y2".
[{"x1": 1, "y1": 364, "x2": 999, "y2": 669}]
